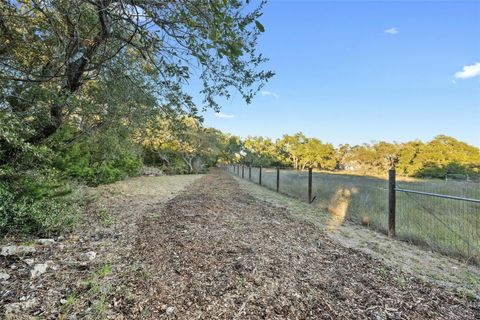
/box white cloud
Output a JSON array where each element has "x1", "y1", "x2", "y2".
[
  {"x1": 454, "y1": 62, "x2": 480, "y2": 79},
  {"x1": 214, "y1": 112, "x2": 235, "y2": 119},
  {"x1": 385, "y1": 27, "x2": 399, "y2": 35},
  {"x1": 261, "y1": 90, "x2": 279, "y2": 98}
]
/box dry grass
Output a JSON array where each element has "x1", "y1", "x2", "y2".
[
  {"x1": 234, "y1": 167, "x2": 480, "y2": 264},
  {"x1": 232, "y1": 171, "x2": 480, "y2": 298}
]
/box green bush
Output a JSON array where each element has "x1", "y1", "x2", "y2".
[
  {"x1": 0, "y1": 181, "x2": 79, "y2": 237},
  {"x1": 160, "y1": 157, "x2": 190, "y2": 175},
  {"x1": 55, "y1": 132, "x2": 142, "y2": 186}
]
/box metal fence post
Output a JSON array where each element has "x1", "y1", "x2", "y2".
[
  {"x1": 308, "y1": 167, "x2": 313, "y2": 203},
  {"x1": 276, "y1": 167, "x2": 280, "y2": 192},
  {"x1": 388, "y1": 169, "x2": 396, "y2": 238},
  {"x1": 259, "y1": 166, "x2": 262, "y2": 185},
  {"x1": 248, "y1": 165, "x2": 251, "y2": 180},
  {"x1": 241, "y1": 165, "x2": 244, "y2": 179}
]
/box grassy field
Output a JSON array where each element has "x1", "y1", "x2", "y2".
[{"x1": 233, "y1": 166, "x2": 480, "y2": 264}]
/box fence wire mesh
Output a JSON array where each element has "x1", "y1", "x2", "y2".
[
  {"x1": 396, "y1": 180, "x2": 480, "y2": 263},
  {"x1": 226, "y1": 165, "x2": 480, "y2": 264}
]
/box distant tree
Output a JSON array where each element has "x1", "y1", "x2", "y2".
[
  {"x1": 242, "y1": 136, "x2": 279, "y2": 166},
  {"x1": 135, "y1": 116, "x2": 223, "y2": 173},
  {"x1": 396, "y1": 141, "x2": 423, "y2": 176},
  {"x1": 335, "y1": 144, "x2": 351, "y2": 169},
  {"x1": 276, "y1": 133, "x2": 307, "y2": 169},
  {"x1": 297, "y1": 138, "x2": 336, "y2": 170},
  {"x1": 218, "y1": 135, "x2": 243, "y2": 164},
  {"x1": 339, "y1": 136, "x2": 479, "y2": 178},
  {"x1": 411, "y1": 135, "x2": 480, "y2": 178}
]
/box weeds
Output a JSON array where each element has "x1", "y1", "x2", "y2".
[
  {"x1": 61, "y1": 262, "x2": 113, "y2": 318},
  {"x1": 98, "y1": 209, "x2": 114, "y2": 227}
]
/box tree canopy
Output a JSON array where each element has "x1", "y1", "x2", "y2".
[
  {"x1": 0, "y1": 0, "x2": 272, "y2": 145},
  {"x1": 227, "y1": 133, "x2": 480, "y2": 179}
]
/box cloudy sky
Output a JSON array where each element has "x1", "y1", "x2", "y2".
[{"x1": 202, "y1": 1, "x2": 480, "y2": 147}]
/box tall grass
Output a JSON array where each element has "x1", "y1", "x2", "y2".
[{"x1": 228, "y1": 166, "x2": 480, "y2": 264}]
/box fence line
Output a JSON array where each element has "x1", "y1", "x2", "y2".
[
  {"x1": 395, "y1": 188, "x2": 480, "y2": 203},
  {"x1": 225, "y1": 164, "x2": 480, "y2": 264}
]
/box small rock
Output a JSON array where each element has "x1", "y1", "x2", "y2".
[
  {"x1": 0, "y1": 272, "x2": 10, "y2": 281},
  {"x1": 36, "y1": 238, "x2": 55, "y2": 245},
  {"x1": 4, "y1": 299, "x2": 38, "y2": 319},
  {"x1": 1, "y1": 245, "x2": 36, "y2": 256},
  {"x1": 30, "y1": 263, "x2": 48, "y2": 278},
  {"x1": 24, "y1": 258, "x2": 35, "y2": 266},
  {"x1": 57, "y1": 235, "x2": 65, "y2": 242},
  {"x1": 165, "y1": 306, "x2": 175, "y2": 315},
  {"x1": 46, "y1": 260, "x2": 58, "y2": 271},
  {"x1": 60, "y1": 298, "x2": 68, "y2": 305},
  {"x1": 80, "y1": 251, "x2": 96, "y2": 261}
]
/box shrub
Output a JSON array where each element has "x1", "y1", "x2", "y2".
[
  {"x1": 0, "y1": 181, "x2": 79, "y2": 237},
  {"x1": 55, "y1": 132, "x2": 142, "y2": 186}
]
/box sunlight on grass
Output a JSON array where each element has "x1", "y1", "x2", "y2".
[{"x1": 236, "y1": 167, "x2": 480, "y2": 263}]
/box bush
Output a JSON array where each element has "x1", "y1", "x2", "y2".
[
  {"x1": 0, "y1": 181, "x2": 79, "y2": 237},
  {"x1": 55, "y1": 131, "x2": 143, "y2": 186},
  {"x1": 160, "y1": 157, "x2": 190, "y2": 175}
]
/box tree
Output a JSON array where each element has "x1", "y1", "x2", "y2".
[
  {"x1": 135, "y1": 116, "x2": 223, "y2": 173},
  {"x1": 0, "y1": 0, "x2": 273, "y2": 145},
  {"x1": 218, "y1": 135, "x2": 243, "y2": 164},
  {"x1": 242, "y1": 136, "x2": 278, "y2": 166},
  {"x1": 335, "y1": 144, "x2": 351, "y2": 170},
  {"x1": 277, "y1": 133, "x2": 306, "y2": 169},
  {"x1": 411, "y1": 135, "x2": 480, "y2": 178},
  {"x1": 297, "y1": 138, "x2": 336, "y2": 170}
]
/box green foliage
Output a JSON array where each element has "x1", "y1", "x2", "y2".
[
  {"x1": 0, "y1": 0, "x2": 273, "y2": 236},
  {"x1": 0, "y1": 177, "x2": 78, "y2": 237},
  {"x1": 55, "y1": 131, "x2": 142, "y2": 186},
  {"x1": 136, "y1": 116, "x2": 224, "y2": 174},
  {"x1": 237, "y1": 133, "x2": 337, "y2": 170},
  {"x1": 340, "y1": 135, "x2": 480, "y2": 178},
  {"x1": 243, "y1": 136, "x2": 281, "y2": 166},
  {"x1": 1, "y1": 0, "x2": 272, "y2": 143},
  {"x1": 222, "y1": 133, "x2": 478, "y2": 180}
]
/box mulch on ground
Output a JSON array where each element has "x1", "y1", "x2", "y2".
[{"x1": 119, "y1": 170, "x2": 478, "y2": 319}]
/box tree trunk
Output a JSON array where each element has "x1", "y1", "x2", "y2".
[
  {"x1": 182, "y1": 155, "x2": 194, "y2": 173},
  {"x1": 28, "y1": 1, "x2": 110, "y2": 143},
  {"x1": 157, "y1": 151, "x2": 170, "y2": 166}
]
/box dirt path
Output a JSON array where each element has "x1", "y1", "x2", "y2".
[
  {"x1": 2, "y1": 171, "x2": 478, "y2": 319},
  {"x1": 117, "y1": 170, "x2": 477, "y2": 319}
]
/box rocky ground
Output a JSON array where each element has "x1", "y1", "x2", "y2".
[{"x1": 1, "y1": 170, "x2": 479, "y2": 319}]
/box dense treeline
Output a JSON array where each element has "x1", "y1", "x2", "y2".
[
  {"x1": 228, "y1": 133, "x2": 480, "y2": 179},
  {"x1": 133, "y1": 125, "x2": 480, "y2": 181}
]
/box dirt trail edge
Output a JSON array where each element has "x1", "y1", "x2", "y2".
[{"x1": 117, "y1": 170, "x2": 477, "y2": 319}]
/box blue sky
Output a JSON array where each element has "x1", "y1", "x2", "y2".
[{"x1": 200, "y1": 0, "x2": 480, "y2": 147}]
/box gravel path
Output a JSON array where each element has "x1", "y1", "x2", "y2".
[{"x1": 121, "y1": 170, "x2": 477, "y2": 319}]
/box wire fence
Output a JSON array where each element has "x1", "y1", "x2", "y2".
[{"x1": 225, "y1": 164, "x2": 480, "y2": 264}]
